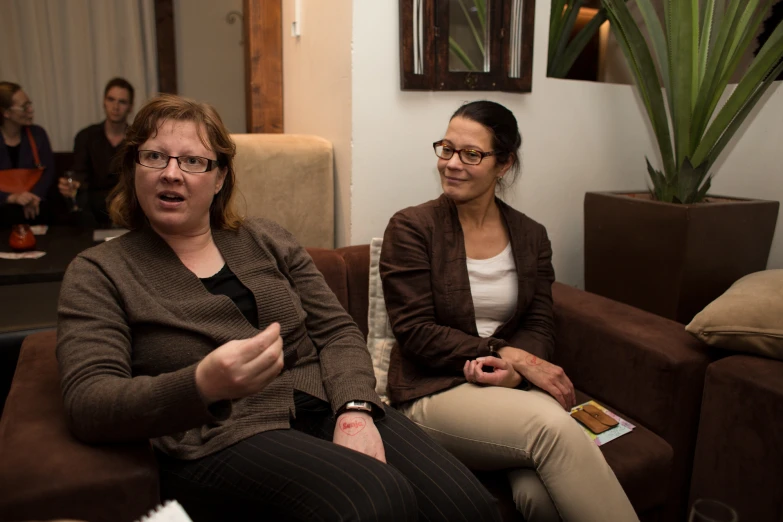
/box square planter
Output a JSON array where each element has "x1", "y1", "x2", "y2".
[{"x1": 584, "y1": 191, "x2": 779, "y2": 324}]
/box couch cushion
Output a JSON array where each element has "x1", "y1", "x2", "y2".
[
  {"x1": 686, "y1": 270, "x2": 783, "y2": 361},
  {"x1": 366, "y1": 238, "x2": 395, "y2": 404},
  {"x1": 0, "y1": 331, "x2": 159, "y2": 522}
]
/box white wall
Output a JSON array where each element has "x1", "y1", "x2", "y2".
[
  {"x1": 174, "y1": 0, "x2": 246, "y2": 133},
  {"x1": 351, "y1": 1, "x2": 783, "y2": 287},
  {"x1": 283, "y1": 0, "x2": 353, "y2": 247}
]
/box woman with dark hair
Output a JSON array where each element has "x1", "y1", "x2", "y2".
[
  {"x1": 57, "y1": 94, "x2": 501, "y2": 522},
  {"x1": 0, "y1": 81, "x2": 55, "y2": 225},
  {"x1": 380, "y1": 100, "x2": 638, "y2": 521}
]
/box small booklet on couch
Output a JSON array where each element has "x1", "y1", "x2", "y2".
[{"x1": 570, "y1": 400, "x2": 634, "y2": 447}]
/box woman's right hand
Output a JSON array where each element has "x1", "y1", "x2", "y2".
[{"x1": 195, "y1": 322, "x2": 284, "y2": 404}]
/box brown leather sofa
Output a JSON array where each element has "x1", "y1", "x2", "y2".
[{"x1": 0, "y1": 245, "x2": 711, "y2": 522}]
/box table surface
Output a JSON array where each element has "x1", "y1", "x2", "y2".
[{"x1": 0, "y1": 227, "x2": 99, "y2": 285}]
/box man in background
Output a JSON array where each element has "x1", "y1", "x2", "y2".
[{"x1": 58, "y1": 77, "x2": 133, "y2": 227}]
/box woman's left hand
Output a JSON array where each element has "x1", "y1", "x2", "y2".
[
  {"x1": 464, "y1": 356, "x2": 522, "y2": 388},
  {"x1": 333, "y1": 412, "x2": 387, "y2": 463}
]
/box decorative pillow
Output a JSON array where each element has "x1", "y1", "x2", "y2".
[
  {"x1": 366, "y1": 238, "x2": 396, "y2": 404},
  {"x1": 686, "y1": 270, "x2": 783, "y2": 361}
]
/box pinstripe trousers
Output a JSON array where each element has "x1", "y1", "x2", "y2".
[{"x1": 156, "y1": 391, "x2": 501, "y2": 522}]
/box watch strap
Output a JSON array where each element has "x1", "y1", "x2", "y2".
[{"x1": 336, "y1": 400, "x2": 374, "y2": 417}]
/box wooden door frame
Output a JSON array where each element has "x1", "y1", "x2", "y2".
[
  {"x1": 154, "y1": 0, "x2": 283, "y2": 132},
  {"x1": 243, "y1": 0, "x2": 284, "y2": 133}
]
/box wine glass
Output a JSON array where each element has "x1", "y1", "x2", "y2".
[
  {"x1": 65, "y1": 171, "x2": 80, "y2": 212},
  {"x1": 689, "y1": 499, "x2": 738, "y2": 522}
]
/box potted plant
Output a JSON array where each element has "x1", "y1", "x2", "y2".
[{"x1": 584, "y1": 0, "x2": 783, "y2": 323}]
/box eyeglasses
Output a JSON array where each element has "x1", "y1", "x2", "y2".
[
  {"x1": 433, "y1": 140, "x2": 496, "y2": 165},
  {"x1": 136, "y1": 150, "x2": 221, "y2": 173},
  {"x1": 10, "y1": 101, "x2": 33, "y2": 112}
]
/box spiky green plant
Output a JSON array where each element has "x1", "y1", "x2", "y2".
[
  {"x1": 603, "y1": 0, "x2": 783, "y2": 203},
  {"x1": 548, "y1": 1, "x2": 611, "y2": 78}
]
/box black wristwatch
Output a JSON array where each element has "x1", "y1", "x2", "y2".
[{"x1": 336, "y1": 400, "x2": 374, "y2": 417}]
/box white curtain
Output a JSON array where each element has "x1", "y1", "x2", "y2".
[{"x1": 0, "y1": 0, "x2": 158, "y2": 151}]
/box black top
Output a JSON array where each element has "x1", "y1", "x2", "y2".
[
  {"x1": 7, "y1": 144, "x2": 20, "y2": 168},
  {"x1": 71, "y1": 121, "x2": 124, "y2": 225},
  {"x1": 200, "y1": 264, "x2": 259, "y2": 328}
]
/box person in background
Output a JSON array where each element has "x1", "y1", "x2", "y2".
[
  {"x1": 56, "y1": 94, "x2": 501, "y2": 522},
  {"x1": 380, "y1": 100, "x2": 639, "y2": 521},
  {"x1": 58, "y1": 77, "x2": 134, "y2": 227},
  {"x1": 0, "y1": 81, "x2": 55, "y2": 226}
]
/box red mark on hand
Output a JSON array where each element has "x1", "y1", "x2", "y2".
[
  {"x1": 525, "y1": 355, "x2": 542, "y2": 365},
  {"x1": 339, "y1": 416, "x2": 367, "y2": 436}
]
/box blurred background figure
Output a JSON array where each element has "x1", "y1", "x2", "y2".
[
  {"x1": 0, "y1": 81, "x2": 55, "y2": 227},
  {"x1": 58, "y1": 77, "x2": 134, "y2": 227}
]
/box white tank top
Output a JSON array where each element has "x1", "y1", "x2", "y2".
[{"x1": 466, "y1": 242, "x2": 518, "y2": 338}]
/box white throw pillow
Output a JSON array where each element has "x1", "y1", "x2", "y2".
[{"x1": 366, "y1": 238, "x2": 396, "y2": 404}]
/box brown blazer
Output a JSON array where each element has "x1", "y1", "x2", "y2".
[{"x1": 379, "y1": 194, "x2": 556, "y2": 404}]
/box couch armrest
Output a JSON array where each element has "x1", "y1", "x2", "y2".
[
  {"x1": 552, "y1": 282, "x2": 712, "y2": 520},
  {"x1": 0, "y1": 331, "x2": 159, "y2": 522}
]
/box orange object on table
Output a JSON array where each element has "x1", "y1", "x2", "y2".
[{"x1": 9, "y1": 224, "x2": 36, "y2": 251}]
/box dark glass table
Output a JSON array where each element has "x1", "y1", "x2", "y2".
[
  {"x1": 0, "y1": 227, "x2": 101, "y2": 334},
  {"x1": 0, "y1": 226, "x2": 98, "y2": 286}
]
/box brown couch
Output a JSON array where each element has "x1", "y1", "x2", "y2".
[
  {"x1": 688, "y1": 354, "x2": 783, "y2": 521},
  {"x1": 0, "y1": 245, "x2": 711, "y2": 522}
]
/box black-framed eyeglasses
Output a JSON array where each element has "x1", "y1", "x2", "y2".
[
  {"x1": 136, "y1": 150, "x2": 221, "y2": 174},
  {"x1": 433, "y1": 140, "x2": 496, "y2": 165}
]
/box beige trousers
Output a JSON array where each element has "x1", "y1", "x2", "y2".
[{"x1": 400, "y1": 383, "x2": 639, "y2": 522}]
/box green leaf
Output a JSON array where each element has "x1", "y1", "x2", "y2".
[
  {"x1": 551, "y1": 8, "x2": 607, "y2": 78},
  {"x1": 646, "y1": 158, "x2": 668, "y2": 201},
  {"x1": 550, "y1": 0, "x2": 569, "y2": 65},
  {"x1": 552, "y1": 0, "x2": 586, "y2": 75},
  {"x1": 697, "y1": 0, "x2": 716, "y2": 91},
  {"x1": 636, "y1": 0, "x2": 671, "y2": 116},
  {"x1": 603, "y1": 0, "x2": 675, "y2": 178},
  {"x1": 456, "y1": 0, "x2": 485, "y2": 55},
  {"x1": 668, "y1": 0, "x2": 697, "y2": 169},
  {"x1": 449, "y1": 37, "x2": 478, "y2": 71},
  {"x1": 691, "y1": 0, "x2": 744, "y2": 146},
  {"x1": 692, "y1": 16, "x2": 783, "y2": 167},
  {"x1": 677, "y1": 157, "x2": 709, "y2": 203},
  {"x1": 695, "y1": 1, "x2": 772, "y2": 143},
  {"x1": 474, "y1": 0, "x2": 487, "y2": 31}
]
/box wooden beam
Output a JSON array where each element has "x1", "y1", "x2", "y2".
[
  {"x1": 154, "y1": 0, "x2": 178, "y2": 94},
  {"x1": 243, "y1": 0, "x2": 284, "y2": 133}
]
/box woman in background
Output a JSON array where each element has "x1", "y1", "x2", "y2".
[
  {"x1": 380, "y1": 100, "x2": 638, "y2": 522},
  {"x1": 0, "y1": 81, "x2": 55, "y2": 226}
]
